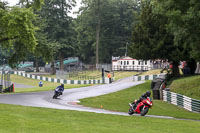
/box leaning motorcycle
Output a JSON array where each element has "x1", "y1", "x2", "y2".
[
  {"x1": 128, "y1": 97, "x2": 153, "y2": 116},
  {"x1": 52, "y1": 91, "x2": 62, "y2": 99}
]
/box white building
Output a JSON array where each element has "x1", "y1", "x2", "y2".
[{"x1": 112, "y1": 56, "x2": 153, "y2": 71}]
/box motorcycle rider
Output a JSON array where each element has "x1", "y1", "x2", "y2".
[
  {"x1": 55, "y1": 83, "x2": 64, "y2": 95},
  {"x1": 132, "y1": 91, "x2": 151, "y2": 110}
]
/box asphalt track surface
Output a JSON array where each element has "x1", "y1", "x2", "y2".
[{"x1": 0, "y1": 77, "x2": 199, "y2": 121}]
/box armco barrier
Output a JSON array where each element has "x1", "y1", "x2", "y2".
[
  {"x1": 163, "y1": 90, "x2": 200, "y2": 113},
  {"x1": 133, "y1": 74, "x2": 160, "y2": 81},
  {"x1": 14, "y1": 71, "x2": 103, "y2": 85}
]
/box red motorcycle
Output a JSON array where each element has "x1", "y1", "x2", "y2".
[{"x1": 128, "y1": 97, "x2": 153, "y2": 116}]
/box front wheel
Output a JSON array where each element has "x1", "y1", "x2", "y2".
[
  {"x1": 128, "y1": 107, "x2": 134, "y2": 115},
  {"x1": 53, "y1": 92, "x2": 59, "y2": 99},
  {"x1": 52, "y1": 94, "x2": 57, "y2": 99},
  {"x1": 140, "y1": 107, "x2": 149, "y2": 116}
]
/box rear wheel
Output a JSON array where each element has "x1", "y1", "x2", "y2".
[{"x1": 140, "y1": 107, "x2": 149, "y2": 116}]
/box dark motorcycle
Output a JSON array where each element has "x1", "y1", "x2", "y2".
[
  {"x1": 128, "y1": 97, "x2": 153, "y2": 116},
  {"x1": 52, "y1": 91, "x2": 62, "y2": 99}
]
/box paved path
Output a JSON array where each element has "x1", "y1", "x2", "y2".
[{"x1": 0, "y1": 77, "x2": 199, "y2": 121}]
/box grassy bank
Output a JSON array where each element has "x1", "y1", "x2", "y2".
[
  {"x1": 113, "y1": 71, "x2": 138, "y2": 81},
  {"x1": 140, "y1": 69, "x2": 162, "y2": 75},
  {"x1": 10, "y1": 75, "x2": 90, "y2": 93},
  {"x1": 0, "y1": 104, "x2": 199, "y2": 133},
  {"x1": 169, "y1": 75, "x2": 200, "y2": 100},
  {"x1": 80, "y1": 81, "x2": 200, "y2": 120}
]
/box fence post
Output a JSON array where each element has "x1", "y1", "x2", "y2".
[{"x1": 102, "y1": 68, "x2": 105, "y2": 83}]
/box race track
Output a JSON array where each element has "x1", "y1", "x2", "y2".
[{"x1": 0, "y1": 76, "x2": 198, "y2": 121}]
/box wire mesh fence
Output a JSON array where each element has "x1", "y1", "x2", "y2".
[
  {"x1": 0, "y1": 71, "x2": 12, "y2": 92},
  {"x1": 4, "y1": 71, "x2": 11, "y2": 89},
  {"x1": 56, "y1": 70, "x2": 102, "y2": 80}
]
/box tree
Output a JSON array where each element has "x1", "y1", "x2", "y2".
[
  {"x1": 156, "y1": 0, "x2": 200, "y2": 74},
  {"x1": 0, "y1": 6, "x2": 37, "y2": 67},
  {"x1": 95, "y1": 0, "x2": 100, "y2": 66},
  {"x1": 39, "y1": 0, "x2": 76, "y2": 73},
  {"x1": 19, "y1": 0, "x2": 44, "y2": 9},
  {"x1": 129, "y1": 1, "x2": 185, "y2": 77},
  {"x1": 75, "y1": 0, "x2": 138, "y2": 64},
  {"x1": 33, "y1": 17, "x2": 48, "y2": 72},
  {"x1": 0, "y1": 0, "x2": 44, "y2": 67}
]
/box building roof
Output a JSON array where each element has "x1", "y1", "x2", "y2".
[{"x1": 112, "y1": 56, "x2": 136, "y2": 61}]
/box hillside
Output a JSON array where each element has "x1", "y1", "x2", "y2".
[{"x1": 169, "y1": 75, "x2": 200, "y2": 100}]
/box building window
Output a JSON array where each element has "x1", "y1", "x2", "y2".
[
  {"x1": 121, "y1": 61, "x2": 122, "y2": 65},
  {"x1": 133, "y1": 61, "x2": 134, "y2": 65},
  {"x1": 124, "y1": 61, "x2": 126, "y2": 65},
  {"x1": 145, "y1": 61, "x2": 147, "y2": 65},
  {"x1": 127, "y1": 61, "x2": 129, "y2": 65},
  {"x1": 139, "y1": 61, "x2": 140, "y2": 65}
]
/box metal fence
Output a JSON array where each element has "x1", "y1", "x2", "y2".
[
  {"x1": 112, "y1": 64, "x2": 168, "y2": 71},
  {"x1": 3, "y1": 71, "x2": 11, "y2": 89},
  {"x1": 163, "y1": 90, "x2": 200, "y2": 113},
  {"x1": 133, "y1": 74, "x2": 161, "y2": 81},
  {"x1": 112, "y1": 65, "x2": 152, "y2": 71},
  {"x1": 14, "y1": 71, "x2": 103, "y2": 85},
  {"x1": 56, "y1": 70, "x2": 68, "y2": 79},
  {"x1": 0, "y1": 71, "x2": 12, "y2": 92},
  {"x1": 56, "y1": 70, "x2": 102, "y2": 80}
]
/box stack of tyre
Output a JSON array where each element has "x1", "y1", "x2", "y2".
[{"x1": 151, "y1": 74, "x2": 166, "y2": 100}]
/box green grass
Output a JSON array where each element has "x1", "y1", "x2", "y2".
[
  {"x1": 80, "y1": 81, "x2": 200, "y2": 120},
  {"x1": 169, "y1": 75, "x2": 200, "y2": 100},
  {"x1": 113, "y1": 71, "x2": 138, "y2": 81},
  {"x1": 0, "y1": 72, "x2": 200, "y2": 132},
  {"x1": 10, "y1": 75, "x2": 90, "y2": 93},
  {"x1": 140, "y1": 69, "x2": 162, "y2": 75},
  {"x1": 0, "y1": 103, "x2": 199, "y2": 133}
]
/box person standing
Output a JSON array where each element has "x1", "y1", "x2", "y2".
[{"x1": 107, "y1": 72, "x2": 111, "y2": 83}]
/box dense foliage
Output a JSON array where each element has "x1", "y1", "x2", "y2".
[
  {"x1": 37, "y1": 0, "x2": 76, "y2": 73},
  {"x1": 0, "y1": 0, "x2": 200, "y2": 76},
  {"x1": 129, "y1": 0, "x2": 200, "y2": 76},
  {"x1": 0, "y1": 1, "x2": 38, "y2": 67},
  {"x1": 75, "y1": 0, "x2": 138, "y2": 63}
]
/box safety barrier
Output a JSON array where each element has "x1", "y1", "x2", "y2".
[
  {"x1": 163, "y1": 90, "x2": 200, "y2": 113},
  {"x1": 133, "y1": 74, "x2": 161, "y2": 81},
  {"x1": 14, "y1": 71, "x2": 103, "y2": 85}
]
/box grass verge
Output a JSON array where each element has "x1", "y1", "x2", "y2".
[
  {"x1": 169, "y1": 75, "x2": 200, "y2": 100},
  {"x1": 80, "y1": 81, "x2": 200, "y2": 120},
  {"x1": 140, "y1": 69, "x2": 162, "y2": 75},
  {"x1": 0, "y1": 103, "x2": 199, "y2": 133},
  {"x1": 113, "y1": 71, "x2": 138, "y2": 81},
  {"x1": 10, "y1": 75, "x2": 90, "y2": 93}
]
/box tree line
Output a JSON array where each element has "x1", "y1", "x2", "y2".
[
  {"x1": 129, "y1": 0, "x2": 200, "y2": 77},
  {"x1": 0, "y1": 0, "x2": 137, "y2": 74},
  {"x1": 0, "y1": 0, "x2": 200, "y2": 77}
]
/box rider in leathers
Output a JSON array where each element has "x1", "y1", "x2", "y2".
[
  {"x1": 132, "y1": 91, "x2": 151, "y2": 110},
  {"x1": 55, "y1": 83, "x2": 64, "y2": 95}
]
